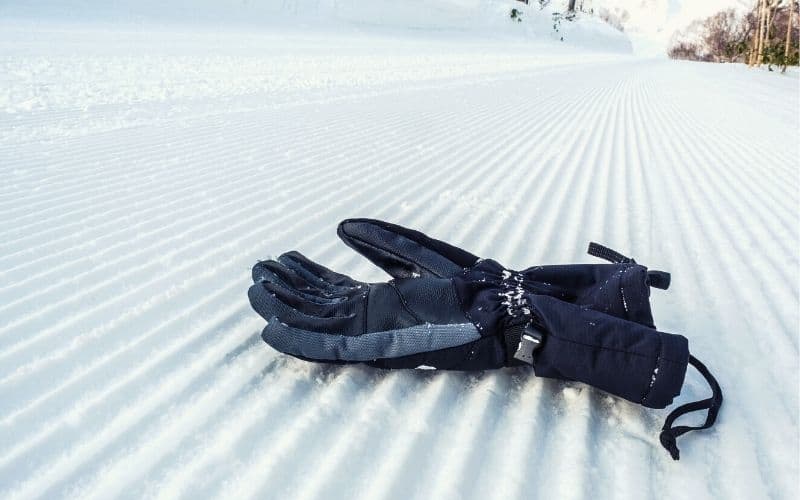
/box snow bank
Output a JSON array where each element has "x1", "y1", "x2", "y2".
[{"x1": 1, "y1": 0, "x2": 632, "y2": 53}]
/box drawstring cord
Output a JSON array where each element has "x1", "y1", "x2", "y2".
[{"x1": 659, "y1": 355, "x2": 723, "y2": 460}]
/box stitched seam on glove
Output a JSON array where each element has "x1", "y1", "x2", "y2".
[
  {"x1": 388, "y1": 281, "x2": 424, "y2": 324},
  {"x1": 544, "y1": 330, "x2": 684, "y2": 364}
]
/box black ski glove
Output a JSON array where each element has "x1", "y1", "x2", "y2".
[{"x1": 248, "y1": 218, "x2": 722, "y2": 459}]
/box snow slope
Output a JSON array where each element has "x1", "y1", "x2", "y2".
[
  {"x1": 0, "y1": 0, "x2": 632, "y2": 53},
  {"x1": 1, "y1": 14, "x2": 799, "y2": 500}
]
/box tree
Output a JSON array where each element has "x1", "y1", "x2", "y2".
[
  {"x1": 749, "y1": 0, "x2": 765, "y2": 65},
  {"x1": 668, "y1": 19, "x2": 712, "y2": 62},
  {"x1": 668, "y1": 41, "x2": 705, "y2": 61},
  {"x1": 704, "y1": 10, "x2": 747, "y2": 62},
  {"x1": 748, "y1": 0, "x2": 798, "y2": 69},
  {"x1": 784, "y1": 0, "x2": 797, "y2": 71},
  {"x1": 670, "y1": 1, "x2": 797, "y2": 68}
]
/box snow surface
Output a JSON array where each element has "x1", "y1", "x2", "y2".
[
  {"x1": 0, "y1": 0, "x2": 632, "y2": 53},
  {"x1": 1, "y1": 2, "x2": 799, "y2": 500}
]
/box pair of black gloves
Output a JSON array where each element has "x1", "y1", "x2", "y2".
[{"x1": 248, "y1": 219, "x2": 722, "y2": 459}]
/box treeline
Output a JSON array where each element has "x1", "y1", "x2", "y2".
[{"x1": 668, "y1": 0, "x2": 798, "y2": 72}]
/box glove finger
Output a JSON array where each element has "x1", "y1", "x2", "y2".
[
  {"x1": 260, "y1": 317, "x2": 481, "y2": 362},
  {"x1": 277, "y1": 251, "x2": 363, "y2": 291},
  {"x1": 253, "y1": 259, "x2": 356, "y2": 298},
  {"x1": 337, "y1": 218, "x2": 479, "y2": 279},
  {"x1": 253, "y1": 260, "x2": 318, "y2": 290},
  {"x1": 260, "y1": 280, "x2": 363, "y2": 317},
  {"x1": 248, "y1": 283, "x2": 362, "y2": 335},
  {"x1": 258, "y1": 272, "x2": 353, "y2": 305}
]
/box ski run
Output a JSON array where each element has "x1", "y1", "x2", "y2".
[{"x1": 1, "y1": 10, "x2": 799, "y2": 500}]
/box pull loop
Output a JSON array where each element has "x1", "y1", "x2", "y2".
[
  {"x1": 588, "y1": 242, "x2": 671, "y2": 290},
  {"x1": 587, "y1": 242, "x2": 635, "y2": 264},
  {"x1": 659, "y1": 355, "x2": 723, "y2": 460},
  {"x1": 647, "y1": 270, "x2": 672, "y2": 290}
]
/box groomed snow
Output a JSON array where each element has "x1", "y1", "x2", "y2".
[{"x1": 1, "y1": 7, "x2": 799, "y2": 500}]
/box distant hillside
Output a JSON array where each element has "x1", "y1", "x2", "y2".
[{"x1": 1, "y1": 0, "x2": 632, "y2": 53}]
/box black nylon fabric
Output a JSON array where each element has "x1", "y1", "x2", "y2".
[
  {"x1": 247, "y1": 218, "x2": 721, "y2": 460},
  {"x1": 520, "y1": 263, "x2": 657, "y2": 328},
  {"x1": 527, "y1": 295, "x2": 688, "y2": 409},
  {"x1": 451, "y1": 260, "x2": 687, "y2": 408}
]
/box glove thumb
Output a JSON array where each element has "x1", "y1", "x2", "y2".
[{"x1": 337, "y1": 218, "x2": 478, "y2": 279}]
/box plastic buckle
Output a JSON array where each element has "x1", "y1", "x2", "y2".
[{"x1": 513, "y1": 324, "x2": 544, "y2": 365}]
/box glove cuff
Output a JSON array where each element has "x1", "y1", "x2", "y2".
[{"x1": 524, "y1": 294, "x2": 689, "y2": 409}]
